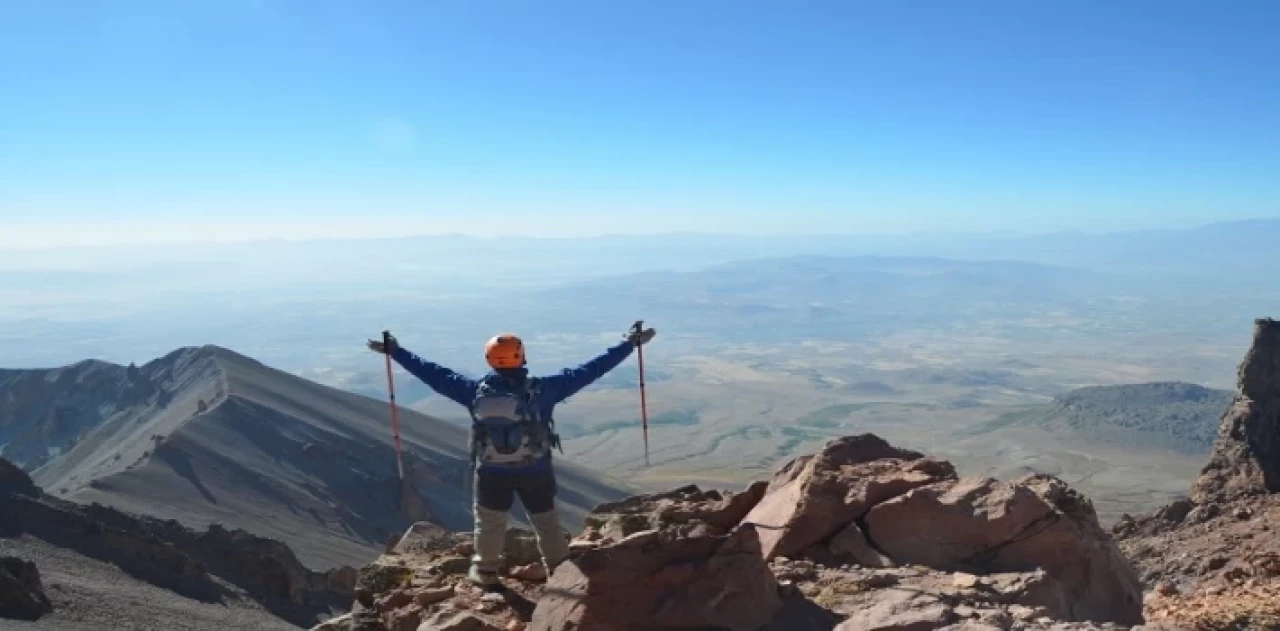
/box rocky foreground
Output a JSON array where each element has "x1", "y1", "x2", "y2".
[{"x1": 314, "y1": 433, "x2": 1176, "y2": 631}]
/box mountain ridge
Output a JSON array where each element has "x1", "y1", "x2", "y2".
[{"x1": 3, "y1": 345, "x2": 630, "y2": 570}]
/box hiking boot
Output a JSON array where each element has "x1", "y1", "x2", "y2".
[{"x1": 467, "y1": 565, "x2": 500, "y2": 587}]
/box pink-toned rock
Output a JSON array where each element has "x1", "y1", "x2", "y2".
[
  {"x1": 864, "y1": 474, "x2": 1143, "y2": 625},
  {"x1": 741, "y1": 434, "x2": 957, "y2": 559},
  {"x1": 414, "y1": 586, "x2": 455, "y2": 607},
  {"x1": 508, "y1": 563, "x2": 547, "y2": 582},
  {"x1": 834, "y1": 587, "x2": 956, "y2": 630},
  {"x1": 388, "y1": 604, "x2": 425, "y2": 631},
  {"x1": 530, "y1": 524, "x2": 782, "y2": 631},
  {"x1": 864, "y1": 477, "x2": 1055, "y2": 567},
  {"x1": 377, "y1": 589, "x2": 415, "y2": 612},
  {"x1": 580, "y1": 481, "x2": 768, "y2": 542},
  {"x1": 418, "y1": 612, "x2": 502, "y2": 631}
]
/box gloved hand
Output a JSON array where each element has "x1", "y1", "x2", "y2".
[
  {"x1": 367, "y1": 333, "x2": 399, "y2": 355},
  {"x1": 625, "y1": 321, "x2": 656, "y2": 347}
]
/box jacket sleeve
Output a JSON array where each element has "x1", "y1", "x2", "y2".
[
  {"x1": 539, "y1": 341, "x2": 635, "y2": 403},
  {"x1": 390, "y1": 346, "x2": 478, "y2": 407}
]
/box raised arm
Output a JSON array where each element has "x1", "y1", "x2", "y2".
[
  {"x1": 389, "y1": 345, "x2": 479, "y2": 407},
  {"x1": 539, "y1": 340, "x2": 636, "y2": 403}
]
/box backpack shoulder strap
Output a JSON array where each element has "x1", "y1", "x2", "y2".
[
  {"x1": 521, "y1": 377, "x2": 561, "y2": 452},
  {"x1": 520, "y1": 376, "x2": 542, "y2": 421}
]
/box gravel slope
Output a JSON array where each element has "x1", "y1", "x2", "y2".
[{"x1": 0, "y1": 535, "x2": 301, "y2": 630}]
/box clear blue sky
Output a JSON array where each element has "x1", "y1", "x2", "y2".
[{"x1": 2, "y1": 0, "x2": 1278, "y2": 247}]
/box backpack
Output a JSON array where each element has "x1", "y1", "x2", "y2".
[{"x1": 468, "y1": 376, "x2": 561, "y2": 470}]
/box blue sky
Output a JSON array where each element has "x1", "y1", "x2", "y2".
[{"x1": 2, "y1": 0, "x2": 1279, "y2": 247}]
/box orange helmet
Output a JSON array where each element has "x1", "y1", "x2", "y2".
[{"x1": 484, "y1": 334, "x2": 525, "y2": 369}]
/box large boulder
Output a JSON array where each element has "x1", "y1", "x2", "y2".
[
  {"x1": 864, "y1": 474, "x2": 1143, "y2": 625},
  {"x1": 0, "y1": 556, "x2": 52, "y2": 620},
  {"x1": 740, "y1": 434, "x2": 957, "y2": 559},
  {"x1": 530, "y1": 525, "x2": 783, "y2": 631}
]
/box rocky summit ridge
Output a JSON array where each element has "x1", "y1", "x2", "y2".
[{"x1": 314, "y1": 433, "x2": 1169, "y2": 631}]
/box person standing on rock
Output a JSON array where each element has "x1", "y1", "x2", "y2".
[{"x1": 366, "y1": 323, "x2": 657, "y2": 587}]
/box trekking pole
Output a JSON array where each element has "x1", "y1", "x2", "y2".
[
  {"x1": 633, "y1": 320, "x2": 650, "y2": 467},
  {"x1": 382, "y1": 330, "x2": 405, "y2": 481}
]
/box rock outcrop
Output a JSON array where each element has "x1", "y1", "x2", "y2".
[
  {"x1": 316, "y1": 434, "x2": 1148, "y2": 631},
  {"x1": 740, "y1": 435, "x2": 956, "y2": 560},
  {"x1": 0, "y1": 556, "x2": 52, "y2": 620},
  {"x1": 1191, "y1": 318, "x2": 1280, "y2": 502},
  {"x1": 0, "y1": 457, "x2": 38, "y2": 499},
  {"x1": 1114, "y1": 317, "x2": 1280, "y2": 630}
]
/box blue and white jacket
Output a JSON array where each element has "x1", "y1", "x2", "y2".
[{"x1": 390, "y1": 340, "x2": 635, "y2": 474}]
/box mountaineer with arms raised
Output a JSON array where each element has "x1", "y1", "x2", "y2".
[{"x1": 367, "y1": 322, "x2": 656, "y2": 587}]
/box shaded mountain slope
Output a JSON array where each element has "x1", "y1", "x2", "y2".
[
  {"x1": 5, "y1": 346, "x2": 628, "y2": 570},
  {"x1": 972, "y1": 382, "x2": 1232, "y2": 455},
  {"x1": 0, "y1": 359, "x2": 146, "y2": 471},
  {"x1": 1, "y1": 456, "x2": 350, "y2": 629}
]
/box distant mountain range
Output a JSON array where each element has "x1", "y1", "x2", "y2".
[
  {"x1": 5, "y1": 217, "x2": 1277, "y2": 283},
  {"x1": 971, "y1": 382, "x2": 1233, "y2": 455},
  {"x1": 0, "y1": 347, "x2": 628, "y2": 569},
  {"x1": 510, "y1": 254, "x2": 1129, "y2": 342}
]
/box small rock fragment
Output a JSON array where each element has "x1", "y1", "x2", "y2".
[
  {"x1": 388, "y1": 604, "x2": 425, "y2": 631},
  {"x1": 377, "y1": 589, "x2": 415, "y2": 612},
  {"x1": 415, "y1": 586, "x2": 455, "y2": 607},
  {"x1": 508, "y1": 563, "x2": 548, "y2": 582},
  {"x1": 417, "y1": 612, "x2": 500, "y2": 631},
  {"x1": 435, "y1": 557, "x2": 473, "y2": 576},
  {"x1": 953, "y1": 572, "x2": 980, "y2": 589}
]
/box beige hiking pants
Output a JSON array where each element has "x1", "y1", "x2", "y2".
[{"x1": 471, "y1": 469, "x2": 569, "y2": 579}]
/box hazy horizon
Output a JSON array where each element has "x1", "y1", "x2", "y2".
[{"x1": 3, "y1": 215, "x2": 1280, "y2": 253}]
